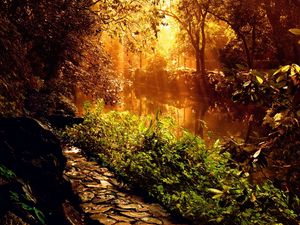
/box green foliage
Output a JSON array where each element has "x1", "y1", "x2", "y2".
[
  {"x1": 63, "y1": 100, "x2": 298, "y2": 225},
  {"x1": 0, "y1": 164, "x2": 16, "y2": 180},
  {"x1": 219, "y1": 64, "x2": 300, "y2": 215},
  {"x1": 10, "y1": 191, "x2": 46, "y2": 225},
  {"x1": 0, "y1": 164, "x2": 46, "y2": 224}
]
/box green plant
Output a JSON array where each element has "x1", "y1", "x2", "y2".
[
  {"x1": 10, "y1": 191, "x2": 46, "y2": 225},
  {"x1": 63, "y1": 101, "x2": 298, "y2": 224},
  {"x1": 0, "y1": 164, "x2": 16, "y2": 180}
]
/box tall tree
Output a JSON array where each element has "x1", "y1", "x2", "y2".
[
  {"x1": 262, "y1": 0, "x2": 300, "y2": 65},
  {"x1": 0, "y1": 0, "x2": 154, "y2": 115},
  {"x1": 158, "y1": 0, "x2": 213, "y2": 92},
  {"x1": 210, "y1": 0, "x2": 273, "y2": 69}
]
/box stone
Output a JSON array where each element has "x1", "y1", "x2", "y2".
[
  {"x1": 85, "y1": 183, "x2": 102, "y2": 188},
  {"x1": 117, "y1": 203, "x2": 147, "y2": 212},
  {"x1": 87, "y1": 206, "x2": 113, "y2": 214},
  {"x1": 92, "y1": 195, "x2": 115, "y2": 204},
  {"x1": 103, "y1": 172, "x2": 115, "y2": 177},
  {"x1": 100, "y1": 180, "x2": 113, "y2": 188},
  {"x1": 147, "y1": 204, "x2": 170, "y2": 217},
  {"x1": 114, "y1": 223, "x2": 132, "y2": 225},
  {"x1": 141, "y1": 217, "x2": 163, "y2": 224},
  {"x1": 79, "y1": 191, "x2": 95, "y2": 202},
  {"x1": 109, "y1": 215, "x2": 135, "y2": 222},
  {"x1": 46, "y1": 115, "x2": 83, "y2": 129},
  {"x1": 0, "y1": 117, "x2": 73, "y2": 224},
  {"x1": 120, "y1": 211, "x2": 150, "y2": 218},
  {"x1": 90, "y1": 214, "x2": 116, "y2": 225}
]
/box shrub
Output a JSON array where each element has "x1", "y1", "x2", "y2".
[{"x1": 63, "y1": 101, "x2": 298, "y2": 225}]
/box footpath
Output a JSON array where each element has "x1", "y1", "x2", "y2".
[{"x1": 63, "y1": 146, "x2": 187, "y2": 225}]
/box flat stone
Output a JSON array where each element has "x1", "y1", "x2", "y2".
[
  {"x1": 79, "y1": 191, "x2": 95, "y2": 202},
  {"x1": 109, "y1": 215, "x2": 135, "y2": 222},
  {"x1": 99, "y1": 168, "x2": 109, "y2": 173},
  {"x1": 80, "y1": 203, "x2": 94, "y2": 211},
  {"x1": 141, "y1": 217, "x2": 163, "y2": 224},
  {"x1": 120, "y1": 211, "x2": 150, "y2": 218},
  {"x1": 85, "y1": 183, "x2": 102, "y2": 188},
  {"x1": 134, "y1": 222, "x2": 153, "y2": 225},
  {"x1": 99, "y1": 180, "x2": 113, "y2": 188},
  {"x1": 116, "y1": 192, "x2": 127, "y2": 197},
  {"x1": 147, "y1": 204, "x2": 169, "y2": 217},
  {"x1": 117, "y1": 203, "x2": 148, "y2": 212},
  {"x1": 92, "y1": 195, "x2": 115, "y2": 204},
  {"x1": 103, "y1": 172, "x2": 115, "y2": 177},
  {"x1": 114, "y1": 199, "x2": 131, "y2": 205},
  {"x1": 114, "y1": 223, "x2": 131, "y2": 225},
  {"x1": 90, "y1": 214, "x2": 116, "y2": 225},
  {"x1": 128, "y1": 195, "x2": 144, "y2": 203},
  {"x1": 93, "y1": 175, "x2": 108, "y2": 182},
  {"x1": 87, "y1": 206, "x2": 113, "y2": 214}
]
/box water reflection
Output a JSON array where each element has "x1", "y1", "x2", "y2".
[
  {"x1": 111, "y1": 82, "x2": 248, "y2": 143},
  {"x1": 75, "y1": 72, "x2": 249, "y2": 143}
]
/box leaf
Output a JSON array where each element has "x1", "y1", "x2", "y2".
[
  {"x1": 243, "y1": 81, "x2": 251, "y2": 87},
  {"x1": 281, "y1": 65, "x2": 290, "y2": 73},
  {"x1": 207, "y1": 188, "x2": 223, "y2": 194},
  {"x1": 212, "y1": 193, "x2": 223, "y2": 199},
  {"x1": 33, "y1": 207, "x2": 46, "y2": 224},
  {"x1": 256, "y1": 75, "x2": 263, "y2": 84},
  {"x1": 250, "y1": 193, "x2": 256, "y2": 202},
  {"x1": 292, "y1": 64, "x2": 300, "y2": 74},
  {"x1": 273, "y1": 68, "x2": 282, "y2": 76},
  {"x1": 276, "y1": 75, "x2": 285, "y2": 83},
  {"x1": 289, "y1": 28, "x2": 300, "y2": 36},
  {"x1": 290, "y1": 66, "x2": 296, "y2": 76},
  {"x1": 253, "y1": 149, "x2": 261, "y2": 158}
]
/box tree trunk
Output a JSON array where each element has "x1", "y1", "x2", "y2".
[{"x1": 240, "y1": 34, "x2": 253, "y2": 69}]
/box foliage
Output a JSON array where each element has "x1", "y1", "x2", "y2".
[
  {"x1": 0, "y1": 0, "x2": 120, "y2": 116},
  {"x1": 214, "y1": 64, "x2": 300, "y2": 216},
  {"x1": 146, "y1": 53, "x2": 168, "y2": 73},
  {"x1": 0, "y1": 164, "x2": 16, "y2": 181},
  {"x1": 10, "y1": 191, "x2": 46, "y2": 225},
  {"x1": 0, "y1": 163, "x2": 46, "y2": 224},
  {"x1": 63, "y1": 100, "x2": 298, "y2": 224}
]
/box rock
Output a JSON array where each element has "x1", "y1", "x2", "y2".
[
  {"x1": 141, "y1": 217, "x2": 163, "y2": 224},
  {"x1": 116, "y1": 203, "x2": 147, "y2": 212},
  {"x1": 0, "y1": 117, "x2": 76, "y2": 224},
  {"x1": 90, "y1": 214, "x2": 116, "y2": 225},
  {"x1": 120, "y1": 211, "x2": 150, "y2": 218},
  {"x1": 79, "y1": 191, "x2": 95, "y2": 202},
  {"x1": 46, "y1": 115, "x2": 83, "y2": 129},
  {"x1": 109, "y1": 215, "x2": 135, "y2": 222},
  {"x1": 92, "y1": 195, "x2": 115, "y2": 204},
  {"x1": 0, "y1": 212, "x2": 29, "y2": 225},
  {"x1": 147, "y1": 204, "x2": 170, "y2": 217},
  {"x1": 87, "y1": 206, "x2": 113, "y2": 214},
  {"x1": 114, "y1": 222, "x2": 131, "y2": 225}
]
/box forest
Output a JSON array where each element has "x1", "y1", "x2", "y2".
[{"x1": 1, "y1": 0, "x2": 300, "y2": 224}]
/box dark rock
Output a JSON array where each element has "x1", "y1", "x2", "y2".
[
  {"x1": 46, "y1": 115, "x2": 84, "y2": 129},
  {"x1": 0, "y1": 117, "x2": 72, "y2": 224}
]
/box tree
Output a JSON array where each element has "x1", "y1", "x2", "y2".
[
  {"x1": 210, "y1": 0, "x2": 300, "y2": 69},
  {"x1": 210, "y1": 0, "x2": 274, "y2": 69},
  {"x1": 157, "y1": 0, "x2": 213, "y2": 93},
  {"x1": 262, "y1": 0, "x2": 300, "y2": 65},
  {"x1": 1, "y1": 0, "x2": 149, "y2": 115}
]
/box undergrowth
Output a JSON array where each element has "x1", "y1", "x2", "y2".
[{"x1": 63, "y1": 100, "x2": 298, "y2": 225}]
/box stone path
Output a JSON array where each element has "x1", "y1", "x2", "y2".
[{"x1": 63, "y1": 146, "x2": 187, "y2": 225}]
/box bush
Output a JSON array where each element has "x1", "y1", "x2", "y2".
[{"x1": 63, "y1": 100, "x2": 298, "y2": 225}]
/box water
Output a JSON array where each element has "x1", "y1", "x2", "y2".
[
  {"x1": 76, "y1": 71, "x2": 250, "y2": 143},
  {"x1": 109, "y1": 80, "x2": 248, "y2": 144}
]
